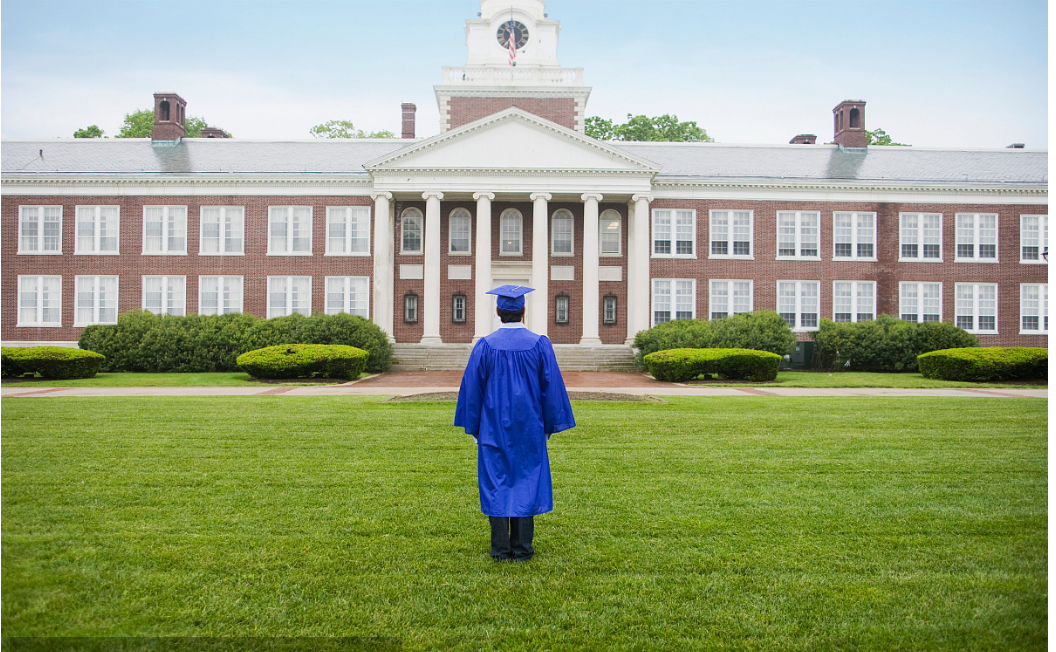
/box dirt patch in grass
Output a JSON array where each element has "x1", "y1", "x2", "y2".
[{"x1": 388, "y1": 391, "x2": 666, "y2": 403}]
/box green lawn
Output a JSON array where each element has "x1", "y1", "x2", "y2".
[
  {"x1": 690, "y1": 370, "x2": 1046, "y2": 389},
  {"x1": 0, "y1": 372, "x2": 360, "y2": 387},
  {"x1": 2, "y1": 397, "x2": 1046, "y2": 651}
]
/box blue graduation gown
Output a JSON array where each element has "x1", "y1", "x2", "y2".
[{"x1": 454, "y1": 323, "x2": 576, "y2": 517}]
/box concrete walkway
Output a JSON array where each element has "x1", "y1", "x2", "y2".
[{"x1": 1, "y1": 371, "x2": 1046, "y2": 399}]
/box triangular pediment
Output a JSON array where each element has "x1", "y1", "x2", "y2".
[{"x1": 364, "y1": 108, "x2": 660, "y2": 173}]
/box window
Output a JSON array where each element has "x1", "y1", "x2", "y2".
[
  {"x1": 555, "y1": 295, "x2": 570, "y2": 324},
  {"x1": 448, "y1": 208, "x2": 472, "y2": 255},
  {"x1": 325, "y1": 276, "x2": 369, "y2": 317},
  {"x1": 709, "y1": 210, "x2": 752, "y2": 258},
  {"x1": 652, "y1": 279, "x2": 695, "y2": 326},
  {"x1": 404, "y1": 293, "x2": 419, "y2": 323},
  {"x1": 1020, "y1": 284, "x2": 1047, "y2": 333},
  {"x1": 551, "y1": 209, "x2": 574, "y2": 255},
  {"x1": 899, "y1": 282, "x2": 942, "y2": 323},
  {"x1": 453, "y1": 294, "x2": 467, "y2": 323},
  {"x1": 1020, "y1": 215, "x2": 1048, "y2": 263},
  {"x1": 776, "y1": 211, "x2": 820, "y2": 259},
  {"x1": 268, "y1": 276, "x2": 312, "y2": 317},
  {"x1": 327, "y1": 206, "x2": 370, "y2": 255},
  {"x1": 955, "y1": 283, "x2": 997, "y2": 333},
  {"x1": 142, "y1": 206, "x2": 187, "y2": 254},
  {"x1": 777, "y1": 280, "x2": 820, "y2": 330},
  {"x1": 268, "y1": 206, "x2": 312, "y2": 255},
  {"x1": 75, "y1": 275, "x2": 119, "y2": 326},
  {"x1": 75, "y1": 206, "x2": 120, "y2": 254},
  {"x1": 18, "y1": 276, "x2": 62, "y2": 326},
  {"x1": 199, "y1": 276, "x2": 243, "y2": 315},
  {"x1": 401, "y1": 208, "x2": 423, "y2": 254},
  {"x1": 709, "y1": 280, "x2": 752, "y2": 319},
  {"x1": 142, "y1": 276, "x2": 186, "y2": 316},
  {"x1": 652, "y1": 209, "x2": 695, "y2": 257},
  {"x1": 19, "y1": 206, "x2": 62, "y2": 254},
  {"x1": 833, "y1": 212, "x2": 875, "y2": 260},
  {"x1": 832, "y1": 281, "x2": 875, "y2": 323},
  {"x1": 200, "y1": 206, "x2": 244, "y2": 255},
  {"x1": 600, "y1": 210, "x2": 622, "y2": 256},
  {"x1": 603, "y1": 296, "x2": 617, "y2": 324},
  {"x1": 899, "y1": 213, "x2": 942, "y2": 261},
  {"x1": 500, "y1": 209, "x2": 523, "y2": 255},
  {"x1": 955, "y1": 213, "x2": 998, "y2": 262}
]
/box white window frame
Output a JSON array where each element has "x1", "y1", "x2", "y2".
[
  {"x1": 1020, "y1": 215, "x2": 1048, "y2": 264},
  {"x1": 651, "y1": 278, "x2": 696, "y2": 326},
  {"x1": 326, "y1": 206, "x2": 371, "y2": 256},
  {"x1": 652, "y1": 209, "x2": 696, "y2": 258},
  {"x1": 899, "y1": 282, "x2": 942, "y2": 323},
  {"x1": 198, "y1": 276, "x2": 244, "y2": 316},
  {"x1": 268, "y1": 206, "x2": 313, "y2": 256},
  {"x1": 500, "y1": 208, "x2": 523, "y2": 256},
  {"x1": 448, "y1": 208, "x2": 472, "y2": 256},
  {"x1": 832, "y1": 212, "x2": 876, "y2": 261},
  {"x1": 599, "y1": 209, "x2": 622, "y2": 257},
  {"x1": 74, "y1": 275, "x2": 119, "y2": 326},
  {"x1": 551, "y1": 209, "x2": 574, "y2": 257},
  {"x1": 955, "y1": 283, "x2": 998, "y2": 334},
  {"x1": 199, "y1": 206, "x2": 245, "y2": 256},
  {"x1": 400, "y1": 208, "x2": 424, "y2": 255},
  {"x1": 709, "y1": 280, "x2": 753, "y2": 320},
  {"x1": 777, "y1": 280, "x2": 820, "y2": 331},
  {"x1": 142, "y1": 275, "x2": 187, "y2": 316},
  {"x1": 955, "y1": 213, "x2": 999, "y2": 263},
  {"x1": 1019, "y1": 284, "x2": 1047, "y2": 334},
  {"x1": 709, "y1": 210, "x2": 753, "y2": 259},
  {"x1": 555, "y1": 295, "x2": 570, "y2": 324},
  {"x1": 453, "y1": 294, "x2": 467, "y2": 323},
  {"x1": 325, "y1": 276, "x2": 370, "y2": 318},
  {"x1": 17, "y1": 275, "x2": 62, "y2": 327},
  {"x1": 267, "y1": 276, "x2": 313, "y2": 318},
  {"x1": 18, "y1": 206, "x2": 63, "y2": 255},
  {"x1": 776, "y1": 211, "x2": 820, "y2": 261},
  {"x1": 75, "y1": 205, "x2": 120, "y2": 255},
  {"x1": 899, "y1": 213, "x2": 943, "y2": 262},
  {"x1": 602, "y1": 295, "x2": 618, "y2": 324},
  {"x1": 142, "y1": 205, "x2": 188, "y2": 255},
  {"x1": 404, "y1": 293, "x2": 419, "y2": 323},
  {"x1": 832, "y1": 281, "x2": 876, "y2": 323}
]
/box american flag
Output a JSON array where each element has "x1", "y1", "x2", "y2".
[{"x1": 508, "y1": 20, "x2": 517, "y2": 66}]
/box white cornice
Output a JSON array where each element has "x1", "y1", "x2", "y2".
[{"x1": 2, "y1": 175, "x2": 374, "y2": 196}]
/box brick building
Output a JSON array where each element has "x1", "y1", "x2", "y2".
[{"x1": 2, "y1": 0, "x2": 1047, "y2": 354}]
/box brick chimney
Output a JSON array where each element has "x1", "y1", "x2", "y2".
[
  {"x1": 200, "y1": 128, "x2": 229, "y2": 139},
  {"x1": 151, "y1": 92, "x2": 187, "y2": 142},
  {"x1": 789, "y1": 134, "x2": 817, "y2": 145},
  {"x1": 833, "y1": 100, "x2": 867, "y2": 148},
  {"x1": 402, "y1": 103, "x2": 416, "y2": 139}
]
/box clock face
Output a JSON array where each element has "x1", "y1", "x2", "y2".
[{"x1": 496, "y1": 21, "x2": 529, "y2": 50}]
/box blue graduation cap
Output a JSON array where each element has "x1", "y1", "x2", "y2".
[{"x1": 487, "y1": 284, "x2": 535, "y2": 311}]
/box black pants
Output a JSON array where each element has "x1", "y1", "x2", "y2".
[{"x1": 489, "y1": 516, "x2": 534, "y2": 561}]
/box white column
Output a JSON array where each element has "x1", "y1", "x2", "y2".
[
  {"x1": 580, "y1": 193, "x2": 603, "y2": 346},
  {"x1": 630, "y1": 193, "x2": 653, "y2": 345},
  {"x1": 530, "y1": 192, "x2": 552, "y2": 337},
  {"x1": 473, "y1": 192, "x2": 495, "y2": 342},
  {"x1": 421, "y1": 191, "x2": 444, "y2": 344},
  {"x1": 371, "y1": 191, "x2": 395, "y2": 343}
]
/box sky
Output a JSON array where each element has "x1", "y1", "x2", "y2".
[{"x1": 1, "y1": 0, "x2": 1048, "y2": 149}]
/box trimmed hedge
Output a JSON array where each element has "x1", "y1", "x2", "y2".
[
  {"x1": 1, "y1": 346, "x2": 105, "y2": 379},
  {"x1": 917, "y1": 347, "x2": 1048, "y2": 381},
  {"x1": 237, "y1": 344, "x2": 369, "y2": 381},
  {"x1": 643, "y1": 348, "x2": 783, "y2": 382},
  {"x1": 79, "y1": 311, "x2": 392, "y2": 373},
  {"x1": 812, "y1": 315, "x2": 978, "y2": 372},
  {"x1": 633, "y1": 311, "x2": 796, "y2": 365}
]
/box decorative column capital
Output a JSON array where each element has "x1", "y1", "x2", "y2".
[
  {"x1": 631, "y1": 193, "x2": 653, "y2": 203},
  {"x1": 580, "y1": 193, "x2": 604, "y2": 203},
  {"x1": 472, "y1": 192, "x2": 495, "y2": 201},
  {"x1": 422, "y1": 191, "x2": 444, "y2": 201},
  {"x1": 370, "y1": 191, "x2": 393, "y2": 201},
  {"x1": 530, "y1": 192, "x2": 552, "y2": 202}
]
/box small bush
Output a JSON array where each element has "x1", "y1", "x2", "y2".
[
  {"x1": 1, "y1": 347, "x2": 30, "y2": 377},
  {"x1": 633, "y1": 312, "x2": 796, "y2": 365},
  {"x1": 237, "y1": 344, "x2": 369, "y2": 381},
  {"x1": 918, "y1": 347, "x2": 1048, "y2": 382},
  {"x1": 644, "y1": 348, "x2": 782, "y2": 382},
  {"x1": 2, "y1": 346, "x2": 105, "y2": 379},
  {"x1": 813, "y1": 316, "x2": 978, "y2": 372}
]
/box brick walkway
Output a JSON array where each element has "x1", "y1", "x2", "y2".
[{"x1": 352, "y1": 370, "x2": 664, "y2": 389}]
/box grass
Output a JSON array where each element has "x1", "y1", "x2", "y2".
[
  {"x1": 687, "y1": 370, "x2": 1046, "y2": 389},
  {"x1": 2, "y1": 396, "x2": 1046, "y2": 650},
  {"x1": 0, "y1": 372, "x2": 367, "y2": 387}
]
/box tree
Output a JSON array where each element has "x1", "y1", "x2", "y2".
[
  {"x1": 73, "y1": 125, "x2": 104, "y2": 138},
  {"x1": 115, "y1": 109, "x2": 230, "y2": 138},
  {"x1": 584, "y1": 116, "x2": 615, "y2": 141},
  {"x1": 585, "y1": 114, "x2": 713, "y2": 142},
  {"x1": 866, "y1": 128, "x2": 909, "y2": 146},
  {"x1": 309, "y1": 120, "x2": 395, "y2": 139}
]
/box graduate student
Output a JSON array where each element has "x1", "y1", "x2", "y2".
[{"x1": 454, "y1": 285, "x2": 576, "y2": 561}]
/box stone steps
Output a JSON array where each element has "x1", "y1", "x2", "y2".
[{"x1": 390, "y1": 343, "x2": 638, "y2": 372}]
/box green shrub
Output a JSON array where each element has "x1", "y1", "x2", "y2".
[
  {"x1": 1, "y1": 347, "x2": 30, "y2": 377},
  {"x1": 813, "y1": 316, "x2": 978, "y2": 372},
  {"x1": 643, "y1": 348, "x2": 782, "y2": 382},
  {"x1": 237, "y1": 344, "x2": 369, "y2": 380},
  {"x1": 2, "y1": 346, "x2": 105, "y2": 379},
  {"x1": 917, "y1": 347, "x2": 1048, "y2": 381},
  {"x1": 633, "y1": 311, "x2": 795, "y2": 365}
]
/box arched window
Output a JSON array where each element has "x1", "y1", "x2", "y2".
[
  {"x1": 551, "y1": 208, "x2": 574, "y2": 255},
  {"x1": 849, "y1": 107, "x2": 860, "y2": 129},
  {"x1": 449, "y1": 208, "x2": 471, "y2": 254},
  {"x1": 401, "y1": 207, "x2": 423, "y2": 254},
  {"x1": 599, "y1": 209, "x2": 622, "y2": 256},
  {"x1": 500, "y1": 208, "x2": 523, "y2": 255}
]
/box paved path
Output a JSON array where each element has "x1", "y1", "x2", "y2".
[{"x1": 1, "y1": 371, "x2": 1046, "y2": 399}]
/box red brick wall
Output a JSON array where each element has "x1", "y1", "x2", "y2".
[{"x1": 448, "y1": 97, "x2": 576, "y2": 131}]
